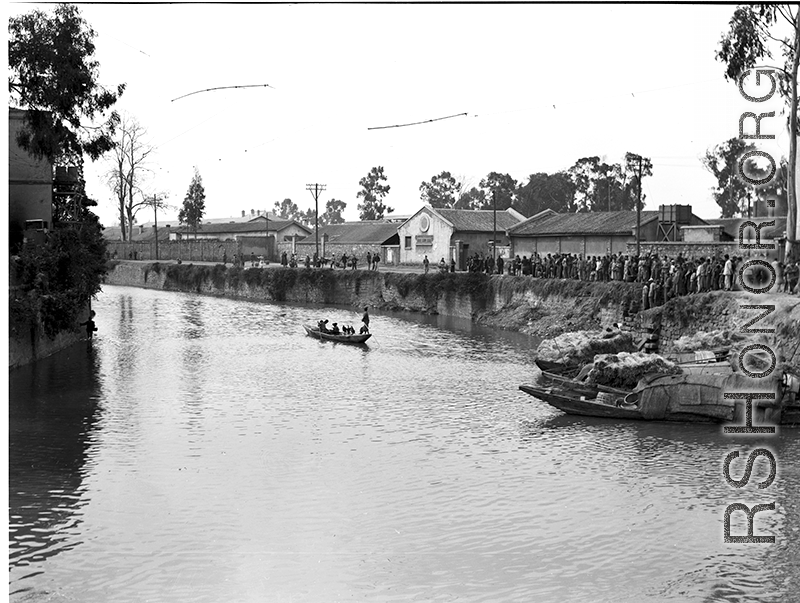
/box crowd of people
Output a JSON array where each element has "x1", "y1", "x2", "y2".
[
  {"x1": 465, "y1": 251, "x2": 799, "y2": 308},
  {"x1": 275, "y1": 250, "x2": 383, "y2": 270}
]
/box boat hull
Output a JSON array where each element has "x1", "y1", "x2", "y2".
[
  {"x1": 519, "y1": 385, "x2": 643, "y2": 420},
  {"x1": 521, "y1": 372, "x2": 795, "y2": 425},
  {"x1": 304, "y1": 325, "x2": 372, "y2": 344}
]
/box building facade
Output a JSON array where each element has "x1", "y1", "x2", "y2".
[
  {"x1": 397, "y1": 206, "x2": 526, "y2": 266},
  {"x1": 9, "y1": 108, "x2": 53, "y2": 250}
]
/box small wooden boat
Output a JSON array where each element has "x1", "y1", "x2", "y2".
[
  {"x1": 519, "y1": 384, "x2": 642, "y2": 420},
  {"x1": 303, "y1": 325, "x2": 371, "y2": 344}
]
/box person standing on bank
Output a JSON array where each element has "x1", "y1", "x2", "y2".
[
  {"x1": 722, "y1": 254, "x2": 733, "y2": 291},
  {"x1": 423, "y1": 255, "x2": 430, "y2": 274},
  {"x1": 80, "y1": 310, "x2": 98, "y2": 339}
]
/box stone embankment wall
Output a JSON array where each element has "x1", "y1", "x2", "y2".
[
  {"x1": 103, "y1": 261, "x2": 800, "y2": 370},
  {"x1": 9, "y1": 297, "x2": 91, "y2": 369},
  {"x1": 9, "y1": 323, "x2": 85, "y2": 369},
  {"x1": 104, "y1": 261, "x2": 640, "y2": 337}
]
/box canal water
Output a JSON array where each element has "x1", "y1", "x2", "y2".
[{"x1": 9, "y1": 285, "x2": 800, "y2": 602}]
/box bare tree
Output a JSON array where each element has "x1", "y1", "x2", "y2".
[{"x1": 105, "y1": 114, "x2": 155, "y2": 240}]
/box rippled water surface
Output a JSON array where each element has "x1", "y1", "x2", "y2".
[{"x1": 9, "y1": 285, "x2": 800, "y2": 602}]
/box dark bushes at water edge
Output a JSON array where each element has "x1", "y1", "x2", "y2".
[
  {"x1": 10, "y1": 226, "x2": 107, "y2": 338},
  {"x1": 164, "y1": 263, "x2": 211, "y2": 292}
]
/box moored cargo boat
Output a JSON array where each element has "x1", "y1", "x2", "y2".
[{"x1": 520, "y1": 372, "x2": 799, "y2": 425}]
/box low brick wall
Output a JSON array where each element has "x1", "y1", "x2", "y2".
[
  {"x1": 626, "y1": 241, "x2": 738, "y2": 259},
  {"x1": 627, "y1": 240, "x2": 782, "y2": 260},
  {"x1": 107, "y1": 239, "x2": 240, "y2": 263}
]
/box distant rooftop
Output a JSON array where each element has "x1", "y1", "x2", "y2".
[
  {"x1": 509, "y1": 210, "x2": 660, "y2": 236},
  {"x1": 203, "y1": 210, "x2": 280, "y2": 224},
  {"x1": 433, "y1": 208, "x2": 526, "y2": 232}
]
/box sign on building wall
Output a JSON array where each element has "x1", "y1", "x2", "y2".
[{"x1": 415, "y1": 235, "x2": 434, "y2": 246}]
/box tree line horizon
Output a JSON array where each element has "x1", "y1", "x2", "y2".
[
  {"x1": 9, "y1": 4, "x2": 798, "y2": 250},
  {"x1": 264, "y1": 142, "x2": 788, "y2": 227}
]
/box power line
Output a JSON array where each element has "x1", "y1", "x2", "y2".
[
  {"x1": 107, "y1": 34, "x2": 151, "y2": 58},
  {"x1": 171, "y1": 83, "x2": 274, "y2": 103},
  {"x1": 368, "y1": 112, "x2": 468, "y2": 131}
]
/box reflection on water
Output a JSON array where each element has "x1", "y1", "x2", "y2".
[
  {"x1": 8, "y1": 285, "x2": 800, "y2": 603},
  {"x1": 9, "y1": 345, "x2": 101, "y2": 574}
]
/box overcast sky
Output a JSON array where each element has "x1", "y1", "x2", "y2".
[{"x1": 11, "y1": 3, "x2": 794, "y2": 226}]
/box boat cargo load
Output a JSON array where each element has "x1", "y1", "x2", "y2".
[
  {"x1": 535, "y1": 328, "x2": 636, "y2": 367},
  {"x1": 586, "y1": 352, "x2": 682, "y2": 390}
]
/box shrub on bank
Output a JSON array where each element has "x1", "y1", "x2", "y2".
[{"x1": 10, "y1": 225, "x2": 108, "y2": 338}]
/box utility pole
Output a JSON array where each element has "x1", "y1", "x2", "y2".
[
  {"x1": 306, "y1": 183, "x2": 326, "y2": 262},
  {"x1": 631, "y1": 154, "x2": 643, "y2": 258},
  {"x1": 492, "y1": 189, "x2": 497, "y2": 266},
  {"x1": 153, "y1": 195, "x2": 159, "y2": 261},
  {"x1": 265, "y1": 210, "x2": 270, "y2": 262}
]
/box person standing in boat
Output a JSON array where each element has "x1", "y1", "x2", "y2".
[{"x1": 361, "y1": 307, "x2": 370, "y2": 333}]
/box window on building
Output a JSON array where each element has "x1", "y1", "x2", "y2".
[{"x1": 404, "y1": 236, "x2": 412, "y2": 250}]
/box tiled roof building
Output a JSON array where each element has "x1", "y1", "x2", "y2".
[{"x1": 508, "y1": 208, "x2": 707, "y2": 258}]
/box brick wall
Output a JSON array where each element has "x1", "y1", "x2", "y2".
[
  {"x1": 107, "y1": 240, "x2": 239, "y2": 262},
  {"x1": 627, "y1": 241, "x2": 738, "y2": 259}
]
